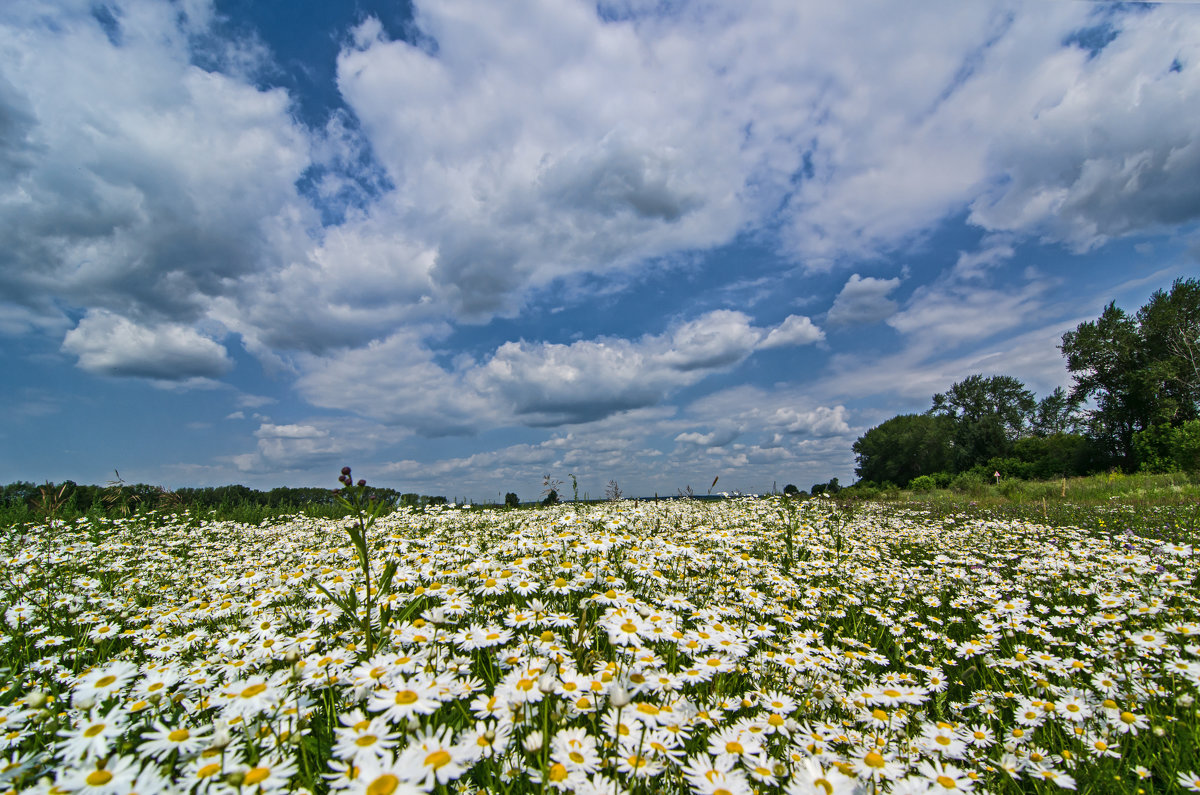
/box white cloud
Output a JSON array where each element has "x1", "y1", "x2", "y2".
[
  {"x1": 674, "y1": 424, "x2": 740, "y2": 448},
  {"x1": 298, "y1": 309, "x2": 809, "y2": 429},
  {"x1": 953, "y1": 236, "x2": 1016, "y2": 280},
  {"x1": 886, "y1": 275, "x2": 1053, "y2": 350},
  {"x1": 0, "y1": 0, "x2": 313, "y2": 343},
  {"x1": 61, "y1": 309, "x2": 231, "y2": 380},
  {"x1": 967, "y1": 8, "x2": 1200, "y2": 249},
  {"x1": 827, "y1": 274, "x2": 902, "y2": 326},
  {"x1": 758, "y1": 314, "x2": 824, "y2": 348}
]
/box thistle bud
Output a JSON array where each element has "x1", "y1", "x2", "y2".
[
  {"x1": 357, "y1": 479, "x2": 366, "y2": 487},
  {"x1": 341, "y1": 467, "x2": 352, "y2": 476}
]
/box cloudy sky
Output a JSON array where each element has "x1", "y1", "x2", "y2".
[{"x1": 2, "y1": 0, "x2": 1198, "y2": 499}]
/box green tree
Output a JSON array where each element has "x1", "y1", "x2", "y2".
[
  {"x1": 1061, "y1": 278, "x2": 1200, "y2": 469},
  {"x1": 1031, "y1": 386, "x2": 1081, "y2": 436},
  {"x1": 928, "y1": 374, "x2": 1036, "y2": 468},
  {"x1": 852, "y1": 413, "x2": 956, "y2": 487},
  {"x1": 504, "y1": 492, "x2": 520, "y2": 508}
]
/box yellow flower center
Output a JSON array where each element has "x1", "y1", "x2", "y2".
[
  {"x1": 864, "y1": 751, "x2": 885, "y2": 768},
  {"x1": 240, "y1": 683, "x2": 267, "y2": 699},
  {"x1": 168, "y1": 729, "x2": 191, "y2": 742},
  {"x1": 86, "y1": 770, "x2": 113, "y2": 786},
  {"x1": 425, "y1": 749, "x2": 452, "y2": 769},
  {"x1": 366, "y1": 774, "x2": 399, "y2": 795},
  {"x1": 395, "y1": 690, "x2": 418, "y2": 705},
  {"x1": 244, "y1": 767, "x2": 269, "y2": 786},
  {"x1": 94, "y1": 675, "x2": 117, "y2": 688},
  {"x1": 937, "y1": 774, "x2": 957, "y2": 788}
]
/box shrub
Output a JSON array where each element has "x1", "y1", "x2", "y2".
[
  {"x1": 949, "y1": 470, "x2": 986, "y2": 493},
  {"x1": 909, "y1": 475, "x2": 937, "y2": 493},
  {"x1": 504, "y1": 492, "x2": 520, "y2": 508}
]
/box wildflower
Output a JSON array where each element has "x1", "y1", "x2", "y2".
[
  {"x1": 917, "y1": 758, "x2": 975, "y2": 791},
  {"x1": 58, "y1": 706, "x2": 128, "y2": 761},
  {"x1": 1177, "y1": 771, "x2": 1200, "y2": 793},
  {"x1": 74, "y1": 661, "x2": 139, "y2": 704},
  {"x1": 137, "y1": 720, "x2": 211, "y2": 761},
  {"x1": 1111, "y1": 709, "x2": 1149, "y2": 735},
  {"x1": 550, "y1": 726, "x2": 600, "y2": 773},
  {"x1": 463, "y1": 718, "x2": 512, "y2": 760},
  {"x1": 1031, "y1": 766, "x2": 1077, "y2": 790},
  {"x1": 366, "y1": 676, "x2": 441, "y2": 722},
  {"x1": 218, "y1": 676, "x2": 283, "y2": 720},
  {"x1": 852, "y1": 746, "x2": 904, "y2": 781},
  {"x1": 706, "y1": 724, "x2": 761, "y2": 762},
  {"x1": 397, "y1": 725, "x2": 469, "y2": 790},
  {"x1": 785, "y1": 758, "x2": 857, "y2": 795},
  {"x1": 58, "y1": 755, "x2": 140, "y2": 794},
  {"x1": 328, "y1": 755, "x2": 424, "y2": 795},
  {"x1": 234, "y1": 756, "x2": 299, "y2": 793},
  {"x1": 333, "y1": 712, "x2": 401, "y2": 763}
]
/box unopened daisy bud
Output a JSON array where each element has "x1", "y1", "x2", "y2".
[
  {"x1": 26, "y1": 690, "x2": 48, "y2": 709},
  {"x1": 225, "y1": 771, "x2": 245, "y2": 787},
  {"x1": 538, "y1": 673, "x2": 557, "y2": 694},
  {"x1": 73, "y1": 693, "x2": 95, "y2": 711},
  {"x1": 1177, "y1": 694, "x2": 1194, "y2": 708},
  {"x1": 209, "y1": 723, "x2": 232, "y2": 750},
  {"x1": 522, "y1": 730, "x2": 543, "y2": 754},
  {"x1": 609, "y1": 683, "x2": 631, "y2": 708},
  {"x1": 1152, "y1": 726, "x2": 1165, "y2": 738},
  {"x1": 284, "y1": 649, "x2": 301, "y2": 663}
]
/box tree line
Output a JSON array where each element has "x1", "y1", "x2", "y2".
[
  {"x1": 852, "y1": 278, "x2": 1200, "y2": 489},
  {"x1": 0, "y1": 479, "x2": 450, "y2": 524}
]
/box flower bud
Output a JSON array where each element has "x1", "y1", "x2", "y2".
[
  {"x1": 341, "y1": 467, "x2": 352, "y2": 476},
  {"x1": 26, "y1": 690, "x2": 48, "y2": 709},
  {"x1": 609, "y1": 683, "x2": 631, "y2": 708},
  {"x1": 522, "y1": 730, "x2": 543, "y2": 753},
  {"x1": 73, "y1": 693, "x2": 95, "y2": 711},
  {"x1": 357, "y1": 479, "x2": 366, "y2": 487},
  {"x1": 209, "y1": 722, "x2": 232, "y2": 750}
]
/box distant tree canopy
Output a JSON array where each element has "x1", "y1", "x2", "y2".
[{"x1": 852, "y1": 278, "x2": 1200, "y2": 487}]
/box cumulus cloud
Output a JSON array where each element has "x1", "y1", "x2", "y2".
[
  {"x1": 967, "y1": 9, "x2": 1200, "y2": 249},
  {"x1": 674, "y1": 424, "x2": 740, "y2": 448},
  {"x1": 0, "y1": 1, "x2": 313, "y2": 340},
  {"x1": 758, "y1": 314, "x2": 824, "y2": 348},
  {"x1": 61, "y1": 310, "x2": 231, "y2": 380},
  {"x1": 826, "y1": 274, "x2": 902, "y2": 326},
  {"x1": 296, "y1": 309, "x2": 816, "y2": 430}
]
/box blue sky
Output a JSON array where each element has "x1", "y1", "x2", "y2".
[{"x1": 2, "y1": 0, "x2": 1199, "y2": 499}]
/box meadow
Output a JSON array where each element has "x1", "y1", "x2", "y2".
[{"x1": 1, "y1": 482, "x2": 1198, "y2": 794}]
